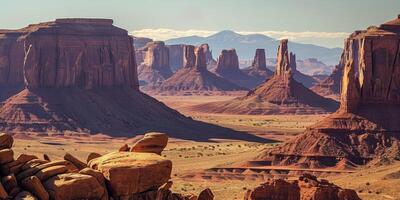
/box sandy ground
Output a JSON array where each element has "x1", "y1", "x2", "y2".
[{"x1": 11, "y1": 95, "x2": 400, "y2": 200}]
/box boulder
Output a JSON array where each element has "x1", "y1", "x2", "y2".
[
  {"x1": 88, "y1": 152, "x2": 172, "y2": 197},
  {"x1": 34, "y1": 165, "x2": 68, "y2": 181},
  {"x1": 43, "y1": 173, "x2": 107, "y2": 200},
  {"x1": 0, "y1": 181, "x2": 7, "y2": 199},
  {"x1": 63, "y1": 153, "x2": 87, "y2": 170},
  {"x1": 118, "y1": 144, "x2": 130, "y2": 152},
  {"x1": 0, "y1": 133, "x2": 13, "y2": 150},
  {"x1": 20, "y1": 176, "x2": 49, "y2": 200},
  {"x1": 13, "y1": 191, "x2": 38, "y2": 200},
  {"x1": 0, "y1": 149, "x2": 14, "y2": 164},
  {"x1": 86, "y1": 152, "x2": 101, "y2": 163},
  {"x1": 131, "y1": 132, "x2": 168, "y2": 155},
  {"x1": 1, "y1": 174, "x2": 18, "y2": 192}
]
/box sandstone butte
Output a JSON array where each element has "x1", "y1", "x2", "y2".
[
  {"x1": 258, "y1": 15, "x2": 400, "y2": 168},
  {"x1": 0, "y1": 132, "x2": 215, "y2": 200},
  {"x1": 166, "y1": 43, "x2": 217, "y2": 72},
  {"x1": 136, "y1": 41, "x2": 173, "y2": 86},
  {"x1": 190, "y1": 39, "x2": 339, "y2": 115},
  {"x1": 0, "y1": 18, "x2": 263, "y2": 142},
  {"x1": 242, "y1": 48, "x2": 274, "y2": 85},
  {"x1": 146, "y1": 45, "x2": 245, "y2": 95}
]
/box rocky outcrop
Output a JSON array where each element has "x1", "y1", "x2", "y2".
[
  {"x1": 0, "y1": 133, "x2": 213, "y2": 200},
  {"x1": 167, "y1": 44, "x2": 216, "y2": 72},
  {"x1": 244, "y1": 174, "x2": 360, "y2": 200},
  {"x1": 242, "y1": 49, "x2": 274, "y2": 86},
  {"x1": 137, "y1": 41, "x2": 173, "y2": 86},
  {"x1": 131, "y1": 132, "x2": 168, "y2": 155},
  {"x1": 0, "y1": 18, "x2": 260, "y2": 141},
  {"x1": 146, "y1": 45, "x2": 245, "y2": 95},
  {"x1": 190, "y1": 40, "x2": 338, "y2": 115},
  {"x1": 0, "y1": 30, "x2": 25, "y2": 101},
  {"x1": 264, "y1": 16, "x2": 400, "y2": 167},
  {"x1": 213, "y1": 49, "x2": 258, "y2": 88}
]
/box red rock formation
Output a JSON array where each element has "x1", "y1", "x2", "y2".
[
  {"x1": 145, "y1": 45, "x2": 245, "y2": 95},
  {"x1": 199, "y1": 44, "x2": 217, "y2": 69},
  {"x1": 191, "y1": 40, "x2": 338, "y2": 115},
  {"x1": 132, "y1": 36, "x2": 153, "y2": 49},
  {"x1": 213, "y1": 49, "x2": 259, "y2": 89},
  {"x1": 264, "y1": 16, "x2": 400, "y2": 167},
  {"x1": 137, "y1": 41, "x2": 173, "y2": 86},
  {"x1": 242, "y1": 49, "x2": 274, "y2": 85},
  {"x1": 244, "y1": 174, "x2": 361, "y2": 200},
  {"x1": 0, "y1": 19, "x2": 259, "y2": 141},
  {"x1": 0, "y1": 30, "x2": 25, "y2": 101},
  {"x1": 166, "y1": 44, "x2": 185, "y2": 72}
]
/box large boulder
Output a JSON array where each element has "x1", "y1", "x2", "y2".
[
  {"x1": 131, "y1": 132, "x2": 168, "y2": 155},
  {"x1": 43, "y1": 173, "x2": 107, "y2": 200},
  {"x1": 88, "y1": 152, "x2": 172, "y2": 198}
]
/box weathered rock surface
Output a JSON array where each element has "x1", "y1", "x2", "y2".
[
  {"x1": 244, "y1": 174, "x2": 361, "y2": 200},
  {"x1": 213, "y1": 49, "x2": 257, "y2": 89},
  {"x1": 147, "y1": 45, "x2": 245, "y2": 95},
  {"x1": 132, "y1": 36, "x2": 153, "y2": 49},
  {"x1": 131, "y1": 132, "x2": 168, "y2": 155},
  {"x1": 191, "y1": 40, "x2": 338, "y2": 115},
  {"x1": 264, "y1": 16, "x2": 400, "y2": 167},
  {"x1": 137, "y1": 41, "x2": 173, "y2": 86},
  {"x1": 167, "y1": 44, "x2": 216, "y2": 72},
  {"x1": 0, "y1": 132, "x2": 13, "y2": 150},
  {"x1": 88, "y1": 152, "x2": 172, "y2": 197},
  {"x1": 0, "y1": 19, "x2": 257, "y2": 141},
  {"x1": 242, "y1": 49, "x2": 274, "y2": 86},
  {"x1": 0, "y1": 30, "x2": 25, "y2": 101}
]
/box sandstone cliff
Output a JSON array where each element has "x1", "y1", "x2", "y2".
[
  {"x1": 0, "y1": 30, "x2": 25, "y2": 101},
  {"x1": 167, "y1": 43, "x2": 216, "y2": 72},
  {"x1": 263, "y1": 16, "x2": 400, "y2": 167},
  {"x1": 137, "y1": 41, "x2": 173, "y2": 86}
]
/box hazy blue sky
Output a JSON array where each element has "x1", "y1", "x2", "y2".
[{"x1": 1, "y1": 0, "x2": 399, "y2": 47}]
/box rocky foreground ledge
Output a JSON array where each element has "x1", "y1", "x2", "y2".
[{"x1": 0, "y1": 132, "x2": 214, "y2": 200}]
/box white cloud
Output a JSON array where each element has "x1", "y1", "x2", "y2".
[{"x1": 130, "y1": 28, "x2": 350, "y2": 48}]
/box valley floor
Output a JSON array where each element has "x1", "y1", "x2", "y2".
[{"x1": 11, "y1": 94, "x2": 400, "y2": 200}]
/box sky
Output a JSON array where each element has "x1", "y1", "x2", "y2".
[{"x1": 1, "y1": 0, "x2": 399, "y2": 48}]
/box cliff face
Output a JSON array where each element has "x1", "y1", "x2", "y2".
[
  {"x1": 0, "y1": 31, "x2": 25, "y2": 100},
  {"x1": 22, "y1": 19, "x2": 138, "y2": 89},
  {"x1": 167, "y1": 44, "x2": 216, "y2": 72},
  {"x1": 264, "y1": 16, "x2": 400, "y2": 167},
  {"x1": 242, "y1": 48, "x2": 273, "y2": 86},
  {"x1": 137, "y1": 41, "x2": 172, "y2": 86}
]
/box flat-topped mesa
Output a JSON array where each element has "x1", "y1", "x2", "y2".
[
  {"x1": 183, "y1": 45, "x2": 196, "y2": 69},
  {"x1": 142, "y1": 41, "x2": 171, "y2": 74},
  {"x1": 251, "y1": 49, "x2": 267, "y2": 71},
  {"x1": 215, "y1": 49, "x2": 240, "y2": 74},
  {"x1": 55, "y1": 18, "x2": 114, "y2": 25},
  {"x1": 22, "y1": 18, "x2": 138, "y2": 89},
  {"x1": 275, "y1": 39, "x2": 290, "y2": 76}
]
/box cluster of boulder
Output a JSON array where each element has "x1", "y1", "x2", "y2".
[
  {"x1": 189, "y1": 39, "x2": 338, "y2": 115},
  {"x1": 0, "y1": 132, "x2": 214, "y2": 200},
  {"x1": 244, "y1": 174, "x2": 360, "y2": 200}
]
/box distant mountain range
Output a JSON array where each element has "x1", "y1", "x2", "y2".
[{"x1": 165, "y1": 30, "x2": 343, "y2": 66}]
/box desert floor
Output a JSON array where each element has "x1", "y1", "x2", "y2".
[{"x1": 12, "y1": 95, "x2": 400, "y2": 200}]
